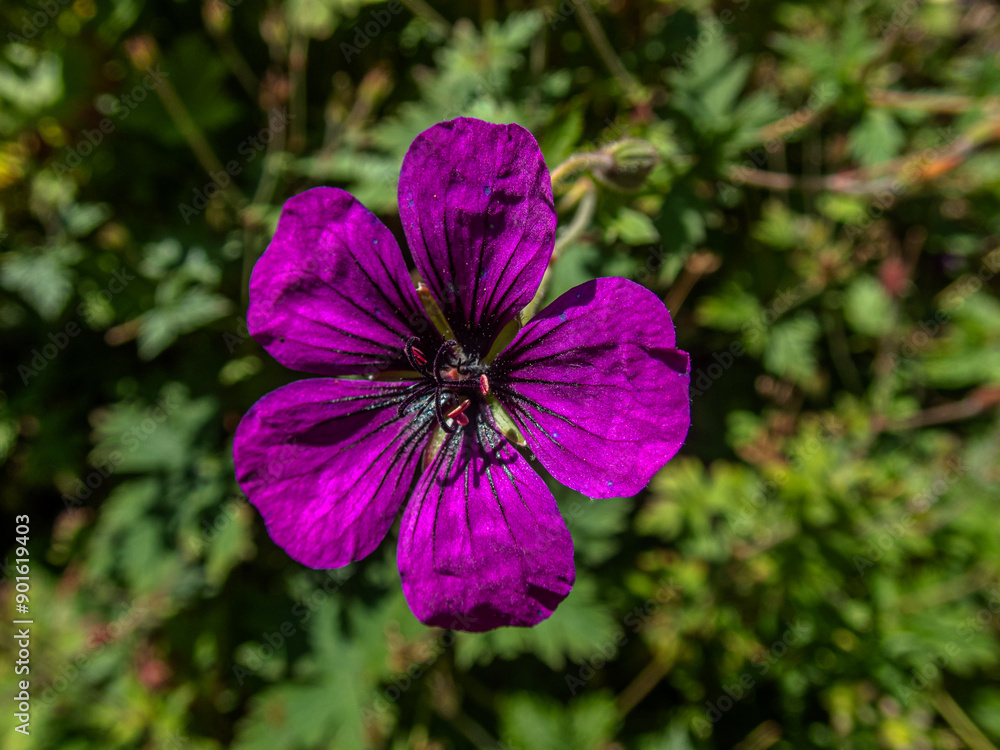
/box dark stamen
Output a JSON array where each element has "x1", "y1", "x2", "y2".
[
  {"x1": 396, "y1": 381, "x2": 434, "y2": 417},
  {"x1": 434, "y1": 389, "x2": 457, "y2": 433},
  {"x1": 404, "y1": 337, "x2": 428, "y2": 372}
]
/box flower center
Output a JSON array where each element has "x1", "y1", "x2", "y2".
[{"x1": 401, "y1": 338, "x2": 490, "y2": 432}]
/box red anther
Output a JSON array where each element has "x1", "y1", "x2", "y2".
[
  {"x1": 411, "y1": 347, "x2": 427, "y2": 366},
  {"x1": 479, "y1": 374, "x2": 490, "y2": 396},
  {"x1": 442, "y1": 366, "x2": 462, "y2": 381},
  {"x1": 445, "y1": 399, "x2": 471, "y2": 426},
  {"x1": 446, "y1": 399, "x2": 470, "y2": 417}
]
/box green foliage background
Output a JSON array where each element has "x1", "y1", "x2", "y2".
[{"x1": 2, "y1": 0, "x2": 1000, "y2": 748}]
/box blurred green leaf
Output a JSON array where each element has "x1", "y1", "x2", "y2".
[
  {"x1": 763, "y1": 312, "x2": 821, "y2": 382},
  {"x1": 844, "y1": 275, "x2": 894, "y2": 337},
  {"x1": 849, "y1": 109, "x2": 905, "y2": 167},
  {"x1": 0, "y1": 244, "x2": 79, "y2": 320},
  {"x1": 500, "y1": 692, "x2": 619, "y2": 750}
]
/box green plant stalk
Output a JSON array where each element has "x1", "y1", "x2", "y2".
[
  {"x1": 931, "y1": 690, "x2": 999, "y2": 750},
  {"x1": 520, "y1": 178, "x2": 597, "y2": 323},
  {"x1": 154, "y1": 77, "x2": 247, "y2": 211}
]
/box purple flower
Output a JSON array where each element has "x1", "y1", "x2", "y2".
[{"x1": 233, "y1": 117, "x2": 690, "y2": 631}]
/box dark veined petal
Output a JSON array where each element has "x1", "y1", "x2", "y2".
[
  {"x1": 249, "y1": 187, "x2": 438, "y2": 376},
  {"x1": 397, "y1": 420, "x2": 574, "y2": 631},
  {"x1": 233, "y1": 378, "x2": 434, "y2": 569},
  {"x1": 397, "y1": 118, "x2": 556, "y2": 359},
  {"x1": 492, "y1": 277, "x2": 690, "y2": 499}
]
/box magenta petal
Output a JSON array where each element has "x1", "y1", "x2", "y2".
[
  {"x1": 249, "y1": 187, "x2": 436, "y2": 376},
  {"x1": 233, "y1": 378, "x2": 433, "y2": 569},
  {"x1": 397, "y1": 118, "x2": 556, "y2": 359},
  {"x1": 397, "y1": 425, "x2": 574, "y2": 631},
  {"x1": 493, "y1": 278, "x2": 691, "y2": 498}
]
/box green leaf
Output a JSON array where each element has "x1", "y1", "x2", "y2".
[
  {"x1": 0, "y1": 244, "x2": 79, "y2": 320},
  {"x1": 849, "y1": 109, "x2": 905, "y2": 167},
  {"x1": 500, "y1": 692, "x2": 619, "y2": 750},
  {"x1": 844, "y1": 276, "x2": 894, "y2": 336},
  {"x1": 763, "y1": 312, "x2": 821, "y2": 382},
  {"x1": 63, "y1": 202, "x2": 112, "y2": 237},
  {"x1": 89, "y1": 384, "x2": 217, "y2": 473},
  {"x1": 0, "y1": 45, "x2": 63, "y2": 126},
  {"x1": 137, "y1": 288, "x2": 232, "y2": 360},
  {"x1": 455, "y1": 577, "x2": 618, "y2": 670},
  {"x1": 607, "y1": 207, "x2": 660, "y2": 245},
  {"x1": 639, "y1": 722, "x2": 698, "y2": 750},
  {"x1": 667, "y1": 23, "x2": 779, "y2": 147},
  {"x1": 817, "y1": 193, "x2": 870, "y2": 224},
  {"x1": 752, "y1": 200, "x2": 806, "y2": 250},
  {"x1": 696, "y1": 283, "x2": 765, "y2": 332},
  {"x1": 559, "y1": 490, "x2": 634, "y2": 565},
  {"x1": 232, "y1": 600, "x2": 370, "y2": 750},
  {"x1": 285, "y1": 0, "x2": 341, "y2": 37},
  {"x1": 920, "y1": 347, "x2": 1000, "y2": 388},
  {"x1": 202, "y1": 501, "x2": 255, "y2": 587}
]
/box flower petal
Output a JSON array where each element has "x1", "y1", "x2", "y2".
[
  {"x1": 249, "y1": 187, "x2": 437, "y2": 376},
  {"x1": 398, "y1": 118, "x2": 556, "y2": 359},
  {"x1": 493, "y1": 278, "x2": 690, "y2": 498},
  {"x1": 234, "y1": 377, "x2": 435, "y2": 568},
  {"x1": 397, "y1": 421, "x2": 574, "y2": 631}
]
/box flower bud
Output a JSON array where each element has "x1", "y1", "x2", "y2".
[
  {"x1": 595, "y1": 138, "x2": 659, "y2": 192},
  {"x1": 260, "y1": 9, "x2": 289, "y2": 50},
  {"x1": 124, "y1": 34, "x2": 159, "y2": 71},
  {"x1": 203, "y1": 0, "x2": 232, "y2": 35}
]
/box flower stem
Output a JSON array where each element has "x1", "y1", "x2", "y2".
[
  {"x1": 553, "y1": 178, "x2": 597, "y2": 257},
  {"x1": 287, "y1": 34, "x2": 309, "y2": 152},
  {"x1": 549, "y1": 152, "x2": 612, "y2": 192},
  {"x1": 869, "y1": 88, "x2": 1000, "y2": 113},
  {"x1": 731, "y1": 111, "x2": 999, "y2": 194},
  {"x1": 202, "y1": 0, "x2": 258, "y2": 98},
  {"x1": 931, "y1": 690, "x2": 999, "y2": 750},
  {"x1": 400, "y1": 0, "x2": 452, "y2": 36},
  {"x1": 574, "y1": 0, "x2": 645, "y2": 104},
  {"x1": 154, "y1": 76, "x2": 247, "y2": 211},
  {"x1": 520, "y1": 178, "x2": 597, "y2": 323},
  {"x1": 663, "y1": 251, "x2": 721, "y2": 316},
  {"x1": 616, "y1": 651, "x2": 676, "y2": 717}
]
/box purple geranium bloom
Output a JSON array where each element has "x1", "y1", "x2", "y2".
[{"x1": 233, "y1": 117, "x2": 690, "y2": 631}]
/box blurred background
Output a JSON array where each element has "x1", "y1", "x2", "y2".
[{"x1": 2, "y1": 0, "x2": 1000, "y2": 748}]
